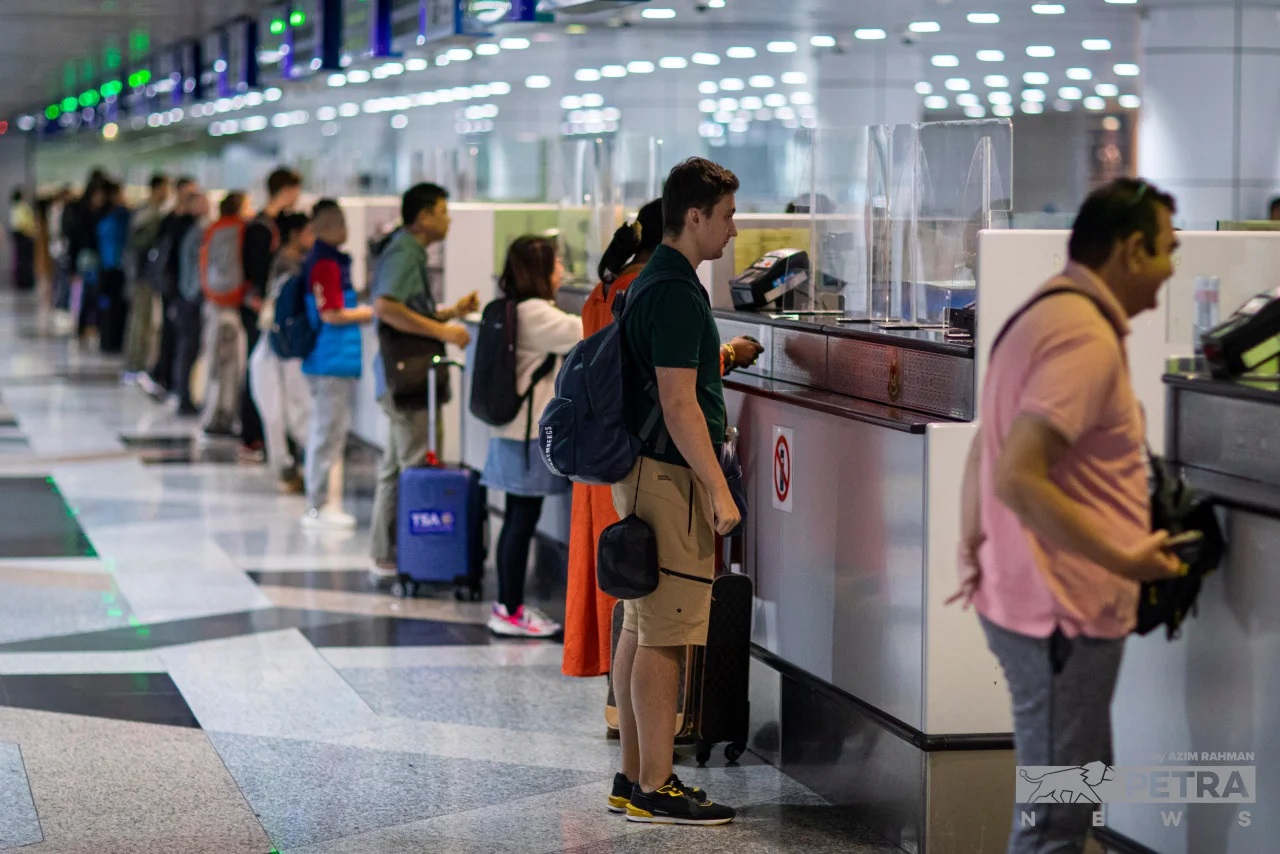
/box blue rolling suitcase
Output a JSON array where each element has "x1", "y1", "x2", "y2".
[{"x1": 393, "y1": 358, "x2": 487, "y2": 601}]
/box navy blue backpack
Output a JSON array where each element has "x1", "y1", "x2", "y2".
[
  {"x1": 269, "y1": 271, "x2": 318, "y2": 360},
  {"x1": 538, "y1": 280, "x2": 668, "y2": 485}
]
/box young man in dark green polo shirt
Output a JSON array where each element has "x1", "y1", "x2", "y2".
[
  {"x1": 608, "y1": 157, "x2": 759, "y2": 826},
  {"x1": 368, "y1": 183, "x2": 478, "y2": 574}
]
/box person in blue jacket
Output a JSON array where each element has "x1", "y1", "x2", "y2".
[
  {"x1": 301, "y1": 199, "x2": 373, "y2": 530},
  {"x1": 95, "y1": 181, "x2": 132, "y2": 353}
]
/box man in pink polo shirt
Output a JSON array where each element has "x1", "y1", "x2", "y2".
[{"x1": 955, "y1": 178, "x2": 1183, "y2": 853}]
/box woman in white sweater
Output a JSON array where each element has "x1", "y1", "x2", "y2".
[{"x1": 481, "y1": 236, "x2": 583, "y2": 638}]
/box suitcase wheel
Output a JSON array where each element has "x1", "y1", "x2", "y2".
[
  {"x1": 390, "y1": 580, "x2": 417, "y2": 599},
  {"x1": 453, "y1": 578, "x2": 482, "y2": 602},
  {"x1": 724, "y1": 742, "x2": 746, "y2": 764},
  {"x1": 696, "y1": 741, "x2": 711, "y2": 768}
]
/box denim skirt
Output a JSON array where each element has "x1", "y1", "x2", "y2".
[{"x1": 480, "y1": 438, "x2": 570, "y2": 497}]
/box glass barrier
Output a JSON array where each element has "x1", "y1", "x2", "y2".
[{"x1": 865, "y1": 119, "x2": 1012, "y2": 326}]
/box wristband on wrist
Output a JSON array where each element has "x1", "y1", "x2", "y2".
[{"x1": 723, "y1": 343, "x2": 736, "y2": 367}]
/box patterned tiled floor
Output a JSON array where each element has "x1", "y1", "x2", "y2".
[{"x1": 0, "y1": 294, "x2": 898, "y2": 853}]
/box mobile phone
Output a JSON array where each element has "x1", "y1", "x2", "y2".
[{"x1": 1167, "y1": 530, "x2": 1203, "y2": 564}]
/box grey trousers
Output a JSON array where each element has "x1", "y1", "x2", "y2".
[
  {"x1": 369, "y1": 395, "x2": 436, "y2": 565},
  {"x1": 305, "y1": 376, "x2": 356, "y2": 511},
  {"x1": 200, "y1": 304, "x2": 246, "y2": 433},
  {"x1": 981, "y1": 616, "x2": 1125, "y2": 854}
]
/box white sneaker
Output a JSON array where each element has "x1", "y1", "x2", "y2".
[
  {"x1": 370, "y1": 561, "x2": 398, "y2": 579},
  {"x1": 487, "y1": 604, "x2": 562, "y2": 638},
  {"x1": 301, "y1": 508, "x2": 358, "y2": 530}
]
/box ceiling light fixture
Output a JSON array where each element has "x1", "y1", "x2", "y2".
[
  {"x1": 1067, "y1": 68, "x2": 1093, "y2": 80},
  {"x1": 525, "y1": 75, "x2": 552, "y2": 88},
  {"x1": 989, "y1": 91, "x2": 1013, "y2": 105},
  {"x1": 405, "y1": 58, "x2": 429, "y2": 72},
  {"x1": 909, "y1": 21, "x2": 941, "y2": 33},
  {"x1": 1084, "y1": 96, "x2": 1107, "y2": 110},
  {"x1": 726, "y1": 47, "x2": 757, "y2": 59},
  {"x1": 781, "y1": 71, "x2": 808, "y2": 85},
  {"x1": 659, "y1": 57, "x2": 688, "y2": 69},
  {"x1": 601, "y1": 65, "x2": 627, "y2": 77},
  {"x1": 924, "y1": 95, "x2": 948, "y2": 110},
  {"x1": 977, "y1": 50, "x2": 1005, "y2": 62},
  {"x1": 810, "y1": 35, "x2": 837, "y2": 47},
  {"x1": 985, "y1": 75, "x2": 1010, "y2": 88},
  {"x1": 915, "y1": 82, "x2": 933, "y2": 95},
  {"x1": 575, "y1": 68, "x2": 602, "y2": 81},
  {"x1": 692, "y1": 52, "x2": 721, "y2": 65},
  {"x1": 1022, "y1": 89, "x2": 1047, "y2": 102},
  {"x1": 328, "y1": 74, "x2": 346, "y2": 87},
  {"x1": 945, "y1": 78, "x2": 972, "y2": 91},
  {"x1": 1114, "y1": 63, "x2": 1140, "y2": 76},
  {"x1": 1022, "y1": 101, "x2": 1045, "y2": 114},
  {"x1": 1058, "y1": 86, "x2": 1083, "y2": 99},
  {"x1": 765, "y1": 93, "x2": 788, "y2": 107},
  {"x1": 1023, "y1": 71, "x2": 1050, "y2": 85},
  {"x1": 476, "y1": 43, "x2": 500, "y2": 56},
  {"x1": 628, "y1": 61, "x2": 655, "y2": 73},
  {"x1": 968, "y1": 13, "x2": 1000, "y2": 24},
  {"x1": 956, "y1": 93, "x2": 980, "y2": 107},
  {"x1": 1119, "y1": 94, "x2": 1142, "y2": 108},
  {"x1": 932, "y1": 54, "x2": 960, "y2": 67},
  {"x1": 749, "y1": 75, "x2": 775, "y2": 88},
  {"x1": 1083, "y1": 39, "x2": 1112, "y2": 51},
  {"x1": 1032, "y1": 3, "x2": 1065, "y2": 13},
  {"x1": 720, "y1": 78, "x2": 745, "y2": 90},
  {"x1": 500, "y1": 37, "x2": 530, "y2": 50},
  {"x1": 641, "y1": 7, "x2": 676, "y2": 19},
  {"x1": 1027, "y1": 45, "x2": 1056, "y2": 58},
  {"x1": 855, "y1": 29, "x2": 887, "y2": 40},
  {"x1": 1095, "y1": 83, "x2": 1120, "y2": 97},
  {"x1": 767, "y1": 41, "x2": 798, "y2": 53}
]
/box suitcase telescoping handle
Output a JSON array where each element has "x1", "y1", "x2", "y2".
[{"x1": 426, "y1": 355, "x2": 464, "y2": 467}]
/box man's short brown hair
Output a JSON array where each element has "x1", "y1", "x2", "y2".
[
  {"x1": 266, "y1": 167, "x2": 302, "y2": 198},
  {"x1": 662, "y1": 157, "x2": 739, "y2": 237}
]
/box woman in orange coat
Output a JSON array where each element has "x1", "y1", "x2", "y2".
[{"x1": 562, "y1": 200, "x2": 664, "y2": 677}]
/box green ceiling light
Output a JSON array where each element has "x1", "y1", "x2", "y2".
[
  {"x1": 105, "y1": 45, "x2": 122, "y2": 70},
  {"x1": 45, "y1": 105, "x2": 60, "y2": 120},
  {"x1": 289, "y1": 9, "x2": 306, "y2": 26},
  {"x1": 270, "y1": 18, "x2": 286, "y2": 35},
  {"x1": 101, "y1": 80, "x2": 123, "y2": 98},
  {"x1": 129, "y1": 29, "x2": 150, "y2": 55},
  {"x1": 61, "y1": 96, "x2": 78, "y2": 112},
  {"x1": 79, "y1": 90, "x2": 101, "y2": 107}
]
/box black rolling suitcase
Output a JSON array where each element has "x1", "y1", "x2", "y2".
[{"x1": 606, "y1": 571, "x2": 753, "y2": 766}]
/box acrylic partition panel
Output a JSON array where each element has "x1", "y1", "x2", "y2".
[
  {"x1": 553, "y1": 134, "x2": 669, "y2": 287},
  {"x1": 867, "y1": 120, "x2": 1012, "y2": 325},
  {"x1": 811, "y1": 128, "x2": 870, "y2": 316}
]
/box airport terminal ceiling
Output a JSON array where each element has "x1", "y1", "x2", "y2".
[{"x1": 7, "y1": 0, "x2": 1279, "y2": 120}]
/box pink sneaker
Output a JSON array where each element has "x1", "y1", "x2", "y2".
[{"x1": 487, "y1": 604, "x2": 562, "y2": 638}]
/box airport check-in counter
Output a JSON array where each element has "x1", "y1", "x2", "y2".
[
  {"x1": 712, "y1": 309, "x2": 1012, "y2": 853},
  {"x1": 1100, "y1": 374, "x2": 1280, "y2": 854}
]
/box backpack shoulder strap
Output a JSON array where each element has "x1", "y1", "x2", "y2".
[{"x1": 990, "y1": 284, "x2": 1122, "y2": 355}]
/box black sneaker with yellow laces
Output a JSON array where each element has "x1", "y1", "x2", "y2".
[
  {"x1": 625, "y1": 774, "x2": 735, "y2": 825},
  {"x1": 608, "y1": 773, "x2": 709, "y2": 814}
]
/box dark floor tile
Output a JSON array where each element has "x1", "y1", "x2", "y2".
[
  {"x1": 120, "y1": 435, "x2": 243, "y2": 465},
  {"x1": 0, "y1": 607, "x2": 353, "y2": 653},
  {"x1": 0, "y1": 476, "x2": 96, "y2": 558},
  {"x1": 246, "y1": 570, "x2": 381, "y2": 593},
  {"x1": 0, "y1": 673, "x2": 200, "y2": 728},
  {"x1": 299, "y1": 616, "x2": 493, "y2": 648}
]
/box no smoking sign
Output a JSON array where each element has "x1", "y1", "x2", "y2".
[{"x1": 772, "y1": 426, "x2": 794, "y2": 513}]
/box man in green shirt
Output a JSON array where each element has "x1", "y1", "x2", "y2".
[
  {"x1": 369, "y1": 183, "x2": 478, "y2": 574},
  {"x1": 608, "y1": 157, "x2": 749, "y2": 827}
]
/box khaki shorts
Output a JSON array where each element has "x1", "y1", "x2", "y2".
[{"x1": 611, "y1": 457, "x2": 715, "y2": 648}]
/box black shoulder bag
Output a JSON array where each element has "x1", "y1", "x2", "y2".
[{"x1": 379, "y1": 253, "x2": 451, "y2": 411}]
